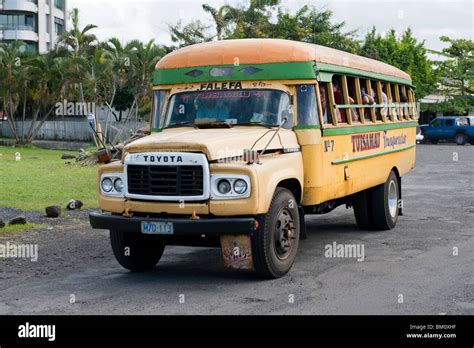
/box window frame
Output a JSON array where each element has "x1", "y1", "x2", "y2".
[
  {"x1": 151, "y1": 90, "x2": 169, "y2": 130},
  {"x1": 295, "y1": 84, "x2": 320, "y2": 128}
]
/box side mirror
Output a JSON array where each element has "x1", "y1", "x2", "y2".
[{"x1": 281, "y1": 109, "x2": 294, "y2": 129}]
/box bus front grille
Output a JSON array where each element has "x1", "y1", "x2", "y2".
[{"x1": 127, "y1": 165, "x2": 204, "y2": 197}]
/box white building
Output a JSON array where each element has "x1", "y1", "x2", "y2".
[{"x1": 0, "y1": 0, "x2": 67, "y2": 53}]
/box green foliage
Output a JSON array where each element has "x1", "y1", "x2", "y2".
[
  {"x1": 421, "y1": 96, "x2": 472, "y2": 116},
  {"x1": 113, "y1": 88, "x2": 134, "y2": 113},
  {"x1": 171, "y1": 1, "x2": 358, "y2": 53},
  {"x1": 431, "y1": 36, "x2": 474, "y2": 97},
  {"x1": 168, "y1": 20, "x2": 214, "y2": 49},
  {"x1": 359, "y1": 28, "x2": 438, "y2": 99},
  {"x1": 0, "y1": 8, "x2": 166, "y2": 145}
]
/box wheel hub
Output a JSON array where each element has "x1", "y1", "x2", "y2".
[
  {"x1": 388, "y1": 180, "x2": 398, "y2": 218},
  {"x1": 274, "y1": 208, "x2": 296, "y2": 260}
]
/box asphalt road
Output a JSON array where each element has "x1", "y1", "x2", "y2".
[{"x1": 0, "y1": 144, "x2": 473, "y2": 315}]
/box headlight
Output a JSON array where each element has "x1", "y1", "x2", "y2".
[
  {"x1": 211, "y1": 175, "x2": 251, "y2": 199},
  {"x1": 114, "y1": 178, "x2": 124, "y2": 193},
  {"x1": 217, "y1": 179, "x2": 232, "y2": 195},
  {"x1": 233, "y1": 179, "x2": 248, "y2": 195},
  {"x1": 100, "y1": 174, "x2": 125, "y2": 197},
  {"x1": 101, "y1": 178, "x2": 113, "y2": 193}
]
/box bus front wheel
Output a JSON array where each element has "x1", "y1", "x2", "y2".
[
  {"x1": 110, "y1": 229, "x2": 165, "y2": 272},
  {"x1": 252, "y1": 188, "x2": 300, "y2": 279}
]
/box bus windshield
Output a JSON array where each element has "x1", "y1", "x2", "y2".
[{"x1": 163, "y1": 89, "x2": 291, "y2": 128}]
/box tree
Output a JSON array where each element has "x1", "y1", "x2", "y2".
[
  {"x1": 0, "y1": 41, "x2": 31, "y2": 143},
  {"x1": 431, "y1": 36, "x2": 474, "y2": 97},
  {"x1": 224, "y1": 0, "x2": 279, "y2": 39},
  {"x1": 270, "y1": 5, "x2": 359, "y2": 53},
  {"x1": 168, "y1": 20, "x2": 214, "y2": 49},
  {"x1": 168, "y1": 1, "x2": 358, "y2": 53},
  {"x1": 360, "y1": 28, "x2": 438, "y2": 99},
  {"x1": 202, "y1": 4, "x2": 235, "y2": 40},
  {"x1": 56, "y1": 8, "x2": 99, "y2": 105}
]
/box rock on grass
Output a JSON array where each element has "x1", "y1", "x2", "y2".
[
  {"x1": 9, "y1": 216, "x2": 27, "y2": 225},
  {"x1": 61, "y1": 154, "x2": 77, "y2": 160},
  {"x1": 45, "y1": 206, "x2": 61, "y2": 218},
  {"x1": 67, "y1": 200, "x2": 84, "y2": 211}
]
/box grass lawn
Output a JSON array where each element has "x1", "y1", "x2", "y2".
[
  {"x1": 0, "y1": 146, "x2": 99, "y2": 212},
  {"x1": 1, "y1": 223, "x2": 38, "y2": 234}
]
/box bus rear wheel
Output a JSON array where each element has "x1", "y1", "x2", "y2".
[
  {"x1": 371, "y1": 171, "x2": 400, "y2": 230},
  {"x1": 353, "y1": 171, "x2": 400, "y2": 231},
  {"x1": 110, "y1": 229, "x2": 165, "y2": 272},
  {"x1": 353, "y1": 190, "x2": 373, "y2": 230},
  {"x1": 252, "y1": 188, "x2": 300, "y2": 279}
]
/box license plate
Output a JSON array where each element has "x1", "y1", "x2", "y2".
[{"x1": 141, "y1": 222, "x2": 174, "y2": 235}]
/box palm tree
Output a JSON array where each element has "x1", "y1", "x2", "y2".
[
  {"x1": 202, "y1": 4, "x2": 236, "y2": 40},
  {"x1": 23, "y1": 52, "x2": 67, "y2": 143},
  {"x1": 0, "y1": 41, "x2": 30, "y2": 143},
  {"x1": 129, "y1": 39, "x2": 165, "y2": 98},
  {"x1": 56, "y1": 8, "x2": 98, "y2": 103}
]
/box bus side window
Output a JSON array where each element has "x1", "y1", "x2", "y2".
[
  {"x1": 332, "y1": 75, "x2": 346, "y2": 124},
  {"x1": 363, "y1": 79, "x2": 376, "y2": 123},
  {"x1": 153, "y1": 90, "x2": 169, "y2": 129},
  {"x1": 408, "y1": 89, "x2": 417, "y2": 119},
  {"x1": 347, "y1": 76, "x2": 361, "y2": 123},
  {"x1": 375, "y1": 81, "x2": 386, "y2": 121},
  {"x1": 392, "y1": 85, "x2": 403, "y2": 121},
  {"x1": 400, "y1": 85, "x2": 409, "y2": 120},
  {"x1": 385, "y1": 83, "x2": 397, "y2": 121},
  {"x1": 297, "y1": 84, "x2": 319, "y2": 126},
  {"x1": 319, "y1": 83, "x2": 333, "y2": 125}
]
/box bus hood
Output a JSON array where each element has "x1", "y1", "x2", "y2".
[{"x1": 123, "y1": 127, "x2": 300, "y2": 161}]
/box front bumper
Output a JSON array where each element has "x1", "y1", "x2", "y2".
[{"x1": 89, "y1": 212, "x2": 258, "y2": 237}]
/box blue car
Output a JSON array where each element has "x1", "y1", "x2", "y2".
[{"x1": 420, "y1": 116, "x2": 474, "y2": 145}]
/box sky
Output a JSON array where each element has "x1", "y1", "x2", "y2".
[{"x1": 68, "y1": 0, "x2": 473, "y2": 52}]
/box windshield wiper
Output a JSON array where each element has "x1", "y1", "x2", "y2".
[
  {"x1": 237, "y1": 122, "x2": 278, "y2": 128},
  {"x1": 163, "y1": 121, "x2": 196, "y2": 129},
  {"x1": 195, "y1": 120, "x2": 233, "y2": 129}
]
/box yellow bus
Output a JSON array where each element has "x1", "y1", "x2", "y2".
[{"x1": 90, "y1": 39, "x2": 418, "y2": 279}]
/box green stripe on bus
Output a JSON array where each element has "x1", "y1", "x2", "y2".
[
  {"x1": 295, "y1": 125, "x2": 322, "y2": 130},
  {"x1": 315, "y1": 63, "x2": 414, "y2": 87},
  {"x1": 154, "y1": 61, "x2": 414, "y2": 87},
  {"x1": 154, "y1": 62, "x2": 317, "y2": 85},
  {"x1": 323, "y1": 121, "x2": 418, "y2": 136},
  {"x1": 332, "y1": 144, "x2": 416, "y2": 165}
]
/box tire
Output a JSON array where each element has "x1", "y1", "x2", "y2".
[
  {"x1": 110, "y1": 229, "x2": 165, "y2": 272},
  {"x1": 430, "y1": 139, "x2": 439, "y2": 144},
  {"x1": 371, "y1": 171, "x2": 400, "y2": 230},
  {"x1": 353, "y1": 189, "x2": 373, "y2": 230},
  {"x1": 252, "y1": 188, "x2": 300, "y2": 279},
  {"x1": 455, "y1": 133, "x2": 467, "y2": 146}
]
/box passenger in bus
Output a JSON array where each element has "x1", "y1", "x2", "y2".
[
  {"x1": 362, "y1": 88, "x2": 375, "y2": 105},
  {"x1": 400, "y1": 94, "x2": 408, "y2": 119},
  {"x1": 347, "y1": 84, "x2": 360, "y2": 122},
  {"x1": 320, "y1": 86, "x2": 329, "y2": 123},
  {"x1": 380, "y1": 83, "x2": 389, "y2": 118},
  {"x1": 361, "y1": 87, "x2": 375, "y2": 120},
  {"x1": 332, "y1": 79, "x2": 344, "y2": 123}
]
